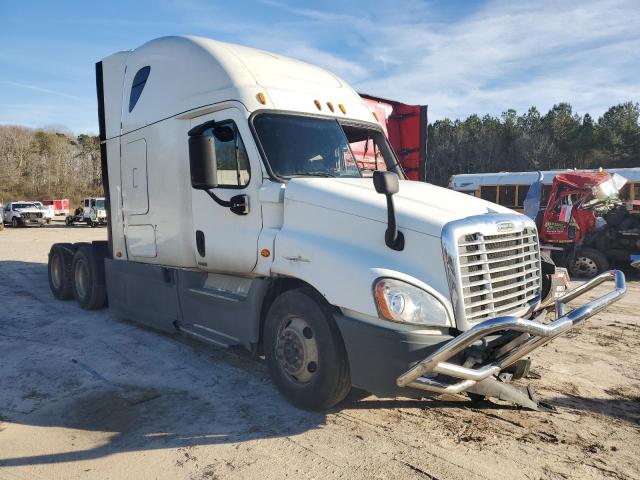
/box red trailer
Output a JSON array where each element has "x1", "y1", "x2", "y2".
[
  {"x1": 359, "y1": 93, "x2": 428, "y2": 182},
  {"x1": 42, "y1": 199, "x2": 70, "y2": 216}
]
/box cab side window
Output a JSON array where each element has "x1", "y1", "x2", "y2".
[
  {"x1": 211, "y1": 122, "x2": 250, "y2": 188},
  {"x1": 85, "y1": 199, "x2": 89, "y2": 207}
]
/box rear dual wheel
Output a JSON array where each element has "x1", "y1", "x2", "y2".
[
  {"x1": 48, "y1": 244, "x2": 76, "y2": 300},
  {"x1": 72, "y1": 245, "x2": 107, "y2": 309},
  {"x1": 48, "y1": 243, "x2": 107, "y2": 309}
]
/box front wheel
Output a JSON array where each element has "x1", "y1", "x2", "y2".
[
  {"x1": 11, "y1": 217, "x2": 19, "y2": 228},
  {"x1": 264, "y1": 288, "x2": 351, "y2": 410},
  {"x1": 569, "y1": 248, "x2": 609, "y2": 278}
]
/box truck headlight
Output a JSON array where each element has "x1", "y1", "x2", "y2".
[{"x1": 374, "y1": 278, "x2": 451, "y2": 327}]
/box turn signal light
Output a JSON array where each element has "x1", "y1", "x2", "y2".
[
  {"x1": 261, "y1": 248, "x2": 271, "y2": 258},
  {"x1": 257, "y1": 92, "x2": 266, "y2": 105},
  {"x1": 338, "y1": 104, "x2": 346, "y2": 114}
]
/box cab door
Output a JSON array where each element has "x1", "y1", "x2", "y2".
[{"x1": 190, "y1": 107, "x2": 263, "y2": 273}]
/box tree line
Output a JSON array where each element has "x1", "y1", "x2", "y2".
[
  {"x1": 426, "y1": 101, "x2": 640, "y2": 186},
  {"x1": 0, "y1": 100, "x2": 638, "y2": 203},
  {"x1": 0, "y1": 126, "x2": 101, "y2": 205}
]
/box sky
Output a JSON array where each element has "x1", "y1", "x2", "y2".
[{"x1": 0, "y1": 0, "x2": 638, "y2": 135}]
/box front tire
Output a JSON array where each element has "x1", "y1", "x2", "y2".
[
  {"x1": 569, "y1": 248, "x2": 609, "y2": 278},
  {"x1": 264, "y1": 288, "x2": 351, "y2": 410},
  {"x1": 72, "y1": 245, "x2": 107, "y2": 310},
  {"x1": 11, "y1": 217, "x2": 19, "y2": 228}
]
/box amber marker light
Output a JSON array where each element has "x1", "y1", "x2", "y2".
[
  {"x1": 116, "y1": 251, "x2": 123, "y2": 258},
  {"x1": 314, "y1": 99, "x2": 322, "y2": 110},
  {"x1": 257, "y1": 92, "x2": 266, "y2": 104},
  {"x1": 338, "y1": 104, "x2": 346, "y2": 114},
  {"x1": 374, "y1": 281, "x2": 393, "y2": 320},
  {"x1": 326, "y1": 102, "x2": 334, "y2": 112},
  {"x1": 372, "y1": 111, "x2": 379, "y2": 121},
  {"x1": 261, "y1": 248, "x2": 271, "y2": 258}
]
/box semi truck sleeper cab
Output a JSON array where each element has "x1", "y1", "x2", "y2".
[{"x1": 47, "y1": 36, "x2": 626, "y2": 410}]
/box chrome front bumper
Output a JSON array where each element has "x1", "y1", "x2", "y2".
[{"x1": 396, "y1": 270, "x2": 626, "y2": 395}]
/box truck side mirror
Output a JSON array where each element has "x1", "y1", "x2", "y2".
[
  {"x1": 188, "y1": 126, "x2": 219, "y2": 190},
  {"x1": 373, "y1": 170, "x2": 399, "y2": 195},
  {"x1": 373, "y1": 171, "x2": 404, "y2": 251},
  {"x1": 187, "y1": 120, "x2": 249, "y2": 216}
]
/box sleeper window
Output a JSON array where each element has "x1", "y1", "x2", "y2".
[{"x1": 128, "y1": 66, "x2": 151, "y2": 112}]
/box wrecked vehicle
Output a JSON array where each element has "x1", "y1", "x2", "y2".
[{"x1": 538, "y1": 172, "x2": 640, "y2": 277}]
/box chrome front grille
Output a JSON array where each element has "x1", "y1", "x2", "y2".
[{"x1": 457, "y1": 228, "x2": 541, "y2": 322}]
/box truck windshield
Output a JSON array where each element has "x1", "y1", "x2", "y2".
[
  {"x1": 13, "y1": 203, "x2": 35, "y2": 209},
  {"x1": 253, "y1": 113, "x2": 362, "y2": 179},
  {"x1": 96, "y1": 199, "x2": 105, "y2": 209}
]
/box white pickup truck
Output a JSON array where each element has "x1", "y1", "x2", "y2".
[
  {"x1": 47, "y1": 36, "x2": 626, "y2": 410},
  {"x1": 3, "y1": 201, "x2": 47, "y2": 227}
]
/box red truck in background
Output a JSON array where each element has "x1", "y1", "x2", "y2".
[
  {"x1": 41, "y1": 199, "x2": 70, "y2": 216},
  {"x1": 358, "y1": 93, "x2": 428, "y2": 182},
  {"x1": 537, "y1": 171, "x2": 640, "y2": 278}
]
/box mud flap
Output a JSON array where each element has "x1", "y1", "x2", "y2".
[{"x1": 465, "y1": 377, "x2": 555, "y2": 411}]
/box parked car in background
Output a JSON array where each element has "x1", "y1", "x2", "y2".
[
  {"x1": 2, "y1": 201, "x2": 47, "y2": 227},
  {"x1": 32, "y1": 201, "x2": 54, "y2": 223}
]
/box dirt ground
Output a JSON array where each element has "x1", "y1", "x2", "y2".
[{"x1": 0, "y1": 223, "x2": 638, "y2": 480}]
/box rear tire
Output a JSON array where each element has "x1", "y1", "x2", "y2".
[
  {"x1": 569, "y1": 248, "x2": 609, "y2": 278},
  {"x1": 48, "y1": 244, "x2": 76, "y2": 300},
  {"x1": 72, "y1": 245, "x2": 107, "y2": 310},
  {"x1": 264, "y1": 288, "x2": 351, "y2": 410}
]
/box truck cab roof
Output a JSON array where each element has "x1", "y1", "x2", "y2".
[{"x1": 101, "y1": 36, "x2": 373, "y2": 140}]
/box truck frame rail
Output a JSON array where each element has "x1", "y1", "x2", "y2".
[{"x1": 397, "y1": 270, "x2": 626, "y2": 394}]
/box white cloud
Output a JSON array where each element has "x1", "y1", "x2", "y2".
[
  {"x1": 4, "y1": 81, "x2": 89, "y2": 102},
  {"x1": 252, "y1": 0, "x2": 640, "y2": 120}
]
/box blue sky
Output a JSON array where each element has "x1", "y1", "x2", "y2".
[{"x1": 1, "y1": 0, "x2": 638, "y2": 134}]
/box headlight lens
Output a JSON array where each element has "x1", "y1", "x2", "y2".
[{"x1": 374, "y1": 278, "x2": 451, "y2": 327}]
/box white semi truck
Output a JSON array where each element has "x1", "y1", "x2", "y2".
[{"x1": 47, "y1": 36, "x2": 626, "y2": 410}]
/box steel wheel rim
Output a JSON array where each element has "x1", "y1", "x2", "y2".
[
  {"x1": 74, "y1": 259, "x2": 90, "y2": 298},
  {"x1": 51, "y1": 254, "x2": 63, "y2": 289},
  {"x1": 573, "y1": 256, "x2": 598, "y2": 277},
  {"x1": 275, "y1": 317, "x2": 319, "y2": 384}
]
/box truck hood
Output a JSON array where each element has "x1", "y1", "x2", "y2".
[
  {"x1": 13, "y1": 207, "x2": 42, "y2": 214},
  {"x1": 285, "y1": 177, "x2": 514, "y2": 238}
]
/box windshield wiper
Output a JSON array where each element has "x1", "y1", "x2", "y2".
[{"x1": 285, "y1": 171, "x2": 337, "y2": 178}]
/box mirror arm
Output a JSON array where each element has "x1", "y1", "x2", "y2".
[
  {"x1": 384, "y1": 194, "x2": 404, "y2": 251},
  {"x1": 205, "y1": 190, "x2": 248, "y2": 216}
]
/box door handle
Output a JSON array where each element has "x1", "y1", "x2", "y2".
[{"x1": 196, "y1": 230, "x2": 205, "y2": 257}]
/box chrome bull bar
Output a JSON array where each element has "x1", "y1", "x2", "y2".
[{"x1": 396, "y1": 270, "x2": 626, "y2": 394}]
